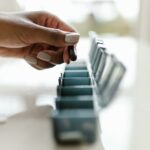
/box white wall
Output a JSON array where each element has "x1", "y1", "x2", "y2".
[
  {"x1": 0, "y1": 0, "x2": 21, "y2": 11},
  {"x1": 131, "y1": 0, "x2": 150, "y2": 149}
]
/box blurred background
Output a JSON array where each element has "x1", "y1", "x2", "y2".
[
  {"x1": 0, "y1": 0, "x2": 150, "y2": 150},
  {"x1": 17, "y1": 0, "x2": 140, "y2": 36},
  {"x1": 0, "y1": 0, "x2": 140, "y2": 36}
]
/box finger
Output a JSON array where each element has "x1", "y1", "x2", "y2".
[
  {"x1": 31, "y1": 63, "x2": 55, "y2": 70},
  {"x1": 24, "y1": 45, "x2": 56, "y2": 70},
  {"x1": 48, "y1": 14, "x2": 77, "y2": 32},
  {"x1": 26, "y1": 11, "x2": 76, "y2": 32},
  {"x1": 22, "y1": 11, "x2": 80, "y2": 47},
  {"x1": 29, "y1": 25, "x2": 80, "y2": 47},
  {"x1": 36, "y1": 58, "x2": 55, "y2": 69},
  {"x1": 63, "y1": 47, "x2": 70, "y2": 64},
  {"x1": 37, "y1": 49, "x2": 64, "y2": 65},
  {"x1": 24, "y1": 55, "x2": 55, "y2": 70}
]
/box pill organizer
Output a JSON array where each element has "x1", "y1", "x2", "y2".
[{"x1": 50, "y1": 31, "x2": 126, "y2": 145}]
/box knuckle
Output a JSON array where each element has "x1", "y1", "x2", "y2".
[
  {"x1": 52, "y1": 15, "x2": 60, "y2": 23},
  {"x1": 36, "y1": 11, "x2": 50, "y2": 17}
]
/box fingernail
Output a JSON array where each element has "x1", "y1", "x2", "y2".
[
  {"x1": 37, "y1": 52, "x2": 51, "y2": 62},
  {"x1": 24, "y1": 56, "x2": 37, "y2": 65},
  {"x1": 65, "y1": 33, "x2": 80, "y2": 44}
]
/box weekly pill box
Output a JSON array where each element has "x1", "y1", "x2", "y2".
[
  {"x1": 55, "y1": 96, "x2": 94, "y2": 109},
  {"x1": 59, "y1": 77, "x2": 91, "y2": 86},
  {"x1": 65, "y1": 65, "x2": 87, "y2": 71},
  {"x1": 57, "y1": 85, "x2": 93, "y2": 96},
  {"x1": 63, "y1": 70, "x2": 90, "y2": 78},
  {"x1": 51, "y1": 109, "x2": 98, "y2": 144}
]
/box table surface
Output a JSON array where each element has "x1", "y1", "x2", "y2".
[{"x1": 0, "y1": 36, "x2": 137, "y2": 150}]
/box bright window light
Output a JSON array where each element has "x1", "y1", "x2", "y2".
[
  {"x1": 17, "y1": 0, "x2": 139, "y2": 21},
  {"x1": 114, "y1": 0, "x2": 140, "y2": 19}
]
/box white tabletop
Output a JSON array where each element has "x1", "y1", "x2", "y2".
[{"x1": 0, "y1": 105, "x2": 104, "y2": 150}]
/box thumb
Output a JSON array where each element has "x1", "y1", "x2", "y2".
[{"x1": 30, "y1": 25, "x2": 80, "y2": 47}]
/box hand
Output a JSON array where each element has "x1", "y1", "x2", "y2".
[{"x1": 0, "y1": 11, "x2": 80, "y2": 69}]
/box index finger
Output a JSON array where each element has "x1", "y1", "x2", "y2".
[
  {"x1": 48, "y1": 14, "x2": 77, "y2": 32},
  {"x1": 25, "y1": 11, "x2": 77, "y2": 32}
]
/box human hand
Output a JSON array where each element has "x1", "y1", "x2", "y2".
[{"x1": 0, "y1": 11, "x2": 80, "y2": 69}]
